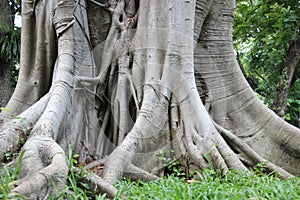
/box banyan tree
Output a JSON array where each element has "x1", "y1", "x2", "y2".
[{"x1": 0, "y1": 0, "x2": 299, "y2": 198}]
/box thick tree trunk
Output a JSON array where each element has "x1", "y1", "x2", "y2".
[
  {"x1": 2, "y1": 0, "x2": 57, "y2": 117},
  {"x1": 195, "y1": 1, "x2": 300, "y2": 175},
  {"x1": 272, "y1": 38, "x2": 300, "y2": 118},
  {"x1": 0, "y1": 60, "x2": 11, "y2": 108},
  {"x1": 0, "y1": 0, "x2": 299, "y2": 199},
  {"x1": 0, "y1": 0, "x2": 13, "y2": 108}
]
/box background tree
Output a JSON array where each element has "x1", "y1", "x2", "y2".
[
  {"x1": 0, "y1": 0, "x2": 299, "y2": 199},
  {"x1": 0, "y1": 0, "x2": 21, "y2": 108},
  {"x1": 0, "y1": 0, "x2": 14, "y2": 108},
  {"x1": 234, "y1": 0, "x2": 300, "y2": 127}
]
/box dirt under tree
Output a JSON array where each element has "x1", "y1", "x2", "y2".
[{"x1": 0, "y1": 0, "x2": 299, "y2": 199}]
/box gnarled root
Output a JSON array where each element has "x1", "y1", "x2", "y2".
[
  {"x1": 213, "y1": 121, "x2": 294, "y2": 179},
  {"x1": 0, "y1": 94, "x2": 50, "y2": 162},
  {"x1": 103, "y1": 85, "x2": 169, "y2": 184},
  {"x1": 73, "y1": 166, "x2": 118, "y2": 199},
  {"x1": 9, "y1": 136, "x2": 68, "y2": 199}
]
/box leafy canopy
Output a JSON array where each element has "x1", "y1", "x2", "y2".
[{"x1": 234, "y1": 0, "x2": 300, "y2": 126}]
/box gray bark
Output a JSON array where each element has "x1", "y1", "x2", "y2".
[
  {"x1": 3, "y1": 0, "x2": 57, "y2": 117},
  {"x1": 0, "y1": 0, "x2": 13, "y2": 108},
  {"x1": 272, "y1": 38, "x2": 300, "y2": 118},
  {"x1": 0, "y1": 0, "x2": 299, "y2": 198}
]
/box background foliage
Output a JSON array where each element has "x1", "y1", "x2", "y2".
[
  {"x1": 234, "y1": 0, "x2": 300, "y2": 127},
  {"x1": 0, "y1": 0, "x2": 21, "y2": 88}
]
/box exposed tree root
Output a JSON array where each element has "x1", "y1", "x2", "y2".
[
  {"x1": 74, "y1": 167, "x2": 118, "y2": 199},
  {"x1": 123, "y1": 163, "x2": 159, "y2": 181},
  {"x1": 0, "y1": 94, "x2": 50, "y2": 162},
  {"x1": 9, "y1": 136, "x2": 68, "y2": 199},
  {"x1": 213, "y1": 121, "x2": 294, "y2": 179},
  {"x1": 174, "y1": 84, "x2": 249, "y2": 174},
  {"x1": 102, "y1": 86, "x2": 170, "y2": 184},
  {"x1": 85, "y1": 157, "x2": 108, "y2": 170}
]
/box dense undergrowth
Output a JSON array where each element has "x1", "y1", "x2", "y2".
[{"x1": 0, "y1": 150, "x2": 299, "y2": 200}]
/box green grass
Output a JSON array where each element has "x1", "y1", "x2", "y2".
[
  {"x1": 0, "y1": 151, "x2": 25, "y2": 200},
  {"x1": 1, "y1": 153, "x2": 299, "y2": 199},
  {"x1": 116, "y1": 169, "x2": 300, "y2": 200}
]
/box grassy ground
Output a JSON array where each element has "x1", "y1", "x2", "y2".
[
  {"x1": 1, "y1": 152, "x2": 299, "y2": 199},
  {"x1": 116, "y1": 169, "x2": 300, "y2": 200}
]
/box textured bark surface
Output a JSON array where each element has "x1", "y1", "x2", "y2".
[
  {"x1": 3, "y1": 0, "x2": 57, "y2": 116},
  {"x1": 0, "y1": 0, "x2": 13, "y2": 108},
  {"x1": 0, "y1": 59, "x2": 11, "y2": 108},
  {"x1": 0, "y1": 0, "x2": 299, "y2": 199}
]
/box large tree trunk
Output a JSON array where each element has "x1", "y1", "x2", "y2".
[
  {"x1": 272, "y1": 38, "x2": 300, "y2": 118},
  {"x1": 0, "y1": 0, "x2": 14, "y2": 108},
  {"x1": 0, "y1": 0, "x2": 300, "y2": 198},
  {"x1": 0, "y1": 60, "x2": 11, "y2": 108},
  {"x1": 2, "y1": 0, "x2": 57, "y2": 117}
]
